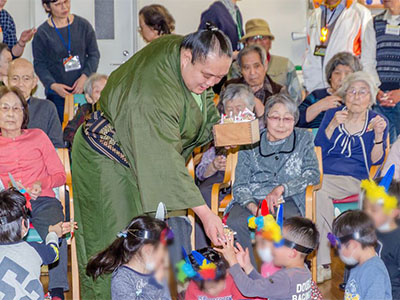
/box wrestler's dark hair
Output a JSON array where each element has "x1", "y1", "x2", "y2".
[
  {"x1": 86, "y1": 216, "x2": 168, "y2": 280},
  {"x1": 181, "y1": 23, "x2": 233, "y2": 64},
  {"x1": 0, "y1": 189, "x2": 28, "y2": 243}
]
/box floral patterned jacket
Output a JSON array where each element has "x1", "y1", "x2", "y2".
[{"x1": 228, "y1": 128, "x2": 320, "y2": 216}]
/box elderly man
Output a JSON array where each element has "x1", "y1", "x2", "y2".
[
  {"x1": 225, "y1": 45, "x2": 283, "y2": 106},
  {"x1": 4, "y1": 58, "x2": 63, "y2": 148},
  {"x1": 230, "y1": 19, "x2": 302, "y2": 104}
]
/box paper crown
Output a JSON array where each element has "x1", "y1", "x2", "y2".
[
  {"x1": 361, "y1": 165, "x2": 398, "y2": 214},
  {"x1": 247, "y1": 200, "x2": 283, "y2": 243},
  {"x1": 176, "y1": 248, "x2": 218, "y2": 283}
]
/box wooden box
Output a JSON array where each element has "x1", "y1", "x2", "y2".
[{"x1": 213, "y1": 119, "x2": 260, "y2": 147}]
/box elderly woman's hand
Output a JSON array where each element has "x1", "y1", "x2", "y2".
[
  {"x1": 265, "y1": 186, "x2": 284, "y2": 214},
  {"x1": 254, "y1": 97, "x2": 265, "y2": 118},
  {"x1": 319, "y1": 95, "x2": 342, "y2": 111},
  {"x1": 369, "y1": 115, "x2": 386, "y2": 139},
  {"x1": 212, "y1": 155, "x2": 227, "y2": 171},
  {"x1": 27, "y1": 180, "x2": 42, "y2": 200}
]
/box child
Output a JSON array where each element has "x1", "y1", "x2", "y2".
[
  {"x1": 217, "y1": 216, "x2": 319, "y2": 300},
  {"x1": 178, "y1": 247, "x2": 246, "y2": 300},
  {"x1": 0, "y1": 189, "x2": 66, "y2": 300},
  {"x1": 86, "y1": 215, "x2": 174, "y2": 300},
  {"x1": 362, "y1": 166, "x2": 400, "y2": 299},
  {"x1": 330, "y1": 210, "x2": 392, "y2": 300}
]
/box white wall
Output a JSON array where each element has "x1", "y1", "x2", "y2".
[
  {"x1": 6, "y1": 0, "x2": 310, "y2": 96},
  {"x1": 137, "y1": 0, "x2": 308, "y2": 65}
]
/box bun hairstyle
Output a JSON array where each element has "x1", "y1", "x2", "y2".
[
  {"x1": 139, "y1": 4, "x2": 175, "y2": 35},
  {"x1": 181, "y1": 23, "x2": 233, "y2": 64},
  {"x1": 86, "y1": 216, "x2": 172, "y2": 280}
]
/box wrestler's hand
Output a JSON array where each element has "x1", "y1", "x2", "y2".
[{"x1": 193, "y1": 204, "x2": 226, "y2": 245}]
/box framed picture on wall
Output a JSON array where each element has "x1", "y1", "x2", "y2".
[{"x1": 358, "y1": 0, "x2": 384, "y2": 9}]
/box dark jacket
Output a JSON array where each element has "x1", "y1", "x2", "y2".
[
  {"x1": 199, "y1": 1, "x2": 244, "y2": 51},
  {"x1": 27, "y1": 97, "x2": 64, "y2": 148}
]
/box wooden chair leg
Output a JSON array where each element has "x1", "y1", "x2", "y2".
[
  {"x1": 71, "y1": 237, "x2": 80, "y2": 299},
  {"x1": 188, "y1": 209, "x2": 196, "y2": 250}
]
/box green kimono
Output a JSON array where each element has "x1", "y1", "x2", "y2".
[{"x1": 72, "y1": 35, "x2": 219, "y2": 299}]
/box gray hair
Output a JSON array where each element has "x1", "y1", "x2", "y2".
[
  {"x1": 84, "y1": 73, "x2": 108, "y2": 96},
  {"x1": 237, "y1": 44, "x2": 266, "y2": 69},
  {"x1": 264, "y1": 92, "x2": 299, "y2": 123},
  {"x1": 336, "y1": 71, "x2": 377, "y2": 106},
  {"x1": 220, "y1": 83, "x2": 255, "y2": 110},
  {"x1": 325, "y1": 52, "x2": 362, "y2": 83}
]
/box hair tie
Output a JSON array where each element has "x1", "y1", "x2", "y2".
[
  {"x1": 117, "y1": 230, "x2": 128, "y2": 239},
  {"x1": 205, "y1": 22, "x2": 218, "y2": 32}
]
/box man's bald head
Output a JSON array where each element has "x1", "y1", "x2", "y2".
[
  {"x1": 8, "y1": 58, "x2": 34, "y2": 77},
  {"x1": 4, "y1": 58, "x2": 38, "y2": 100}
]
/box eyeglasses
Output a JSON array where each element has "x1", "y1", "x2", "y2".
[
  {"x1": 267, "y1": 115, "x2": 295, "y2": 124},
  {"x1": 247, "y1": 35, "x2": 270, "y2": 42},
  {"x1": 0, "y1": 103, "x2": 24, "y2": 114},
  {"x1": 346, "y1": 88, "x2": 370, "y2": 98},
  {"x1": 9, "y1": 75, "x2": 34, "y2": 85}
]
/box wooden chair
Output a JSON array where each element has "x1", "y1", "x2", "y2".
[
  {"x1": 210, "y1": 146, "x2": 323, "y2": 281},
  {"x1": 210, "y1": 147, "x2": 239, "y2": 215},
  {"x1": 186, "y1": 155, "x2": 197, "y2": 249},
  {"x1": 332, "y1": 135, "x2": 391, "y2": 215},
  {"x1": 62, "y1": 94, "x2": 74, "y2": 130},
  {"x1": 62, "y1": 94, "x2": 87, "y2": 130},
  {"x1": 305, "y1": 147, "x2": 323, "y2": 282},
  {"x1": 56, "y1": 148, "x2": 80, "y2": 300}
]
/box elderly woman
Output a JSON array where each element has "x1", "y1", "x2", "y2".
[
  {"x1": 138, "y1": 4, "x2": 175, "y2": 43},
  {"x1": 63, "y1": 73, "x2": 107, "y2": 147},
  {"x1": 196, "y1": 83, "x2": 257, "y2": 248},
  {"x1": 225, "y1": 93, "x2": 320, "y2": 266},
  {"x1": 0, "y1": 86, "x2": 68, "y2": 299},
  {"x1": 315, "y1": 71, "x2": 388, "y2": 283},
  {"x1": 298, "y1": 52, "x2": 362, "y2": 128}
]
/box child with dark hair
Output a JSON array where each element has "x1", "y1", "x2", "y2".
[
  {"x1": 0, "y1": 189, "x2": 67, "y2": 300},
  {"x1": 362, "y1": 166, "x2": 400, "y2": 299},
  {"x1": 217, "y1": 216, "x2": 319, "y2": 300},
  {"x1": 181, "y1": 247, "x2": 246, "y2": 299},
  {"x1": 86, "y1": 216, "x2": 174, "y2": 300},
  {"x1": 331, "y1": 210, "x2": 392, "y2": 300}
]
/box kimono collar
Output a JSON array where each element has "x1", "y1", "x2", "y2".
[{"x1": 259, "y1": 129, "x2": 296, "y2": 157}]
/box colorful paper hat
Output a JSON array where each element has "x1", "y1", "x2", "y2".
[
  {"x1": 176, "y1": 247, "x2": 218, "y2": 283},
  {"x1": 361, "y1": 165, "x2": 398, "y2": 214},
  {"x1": 247, "y1": 200, "x2": 283, "y2": 244}
]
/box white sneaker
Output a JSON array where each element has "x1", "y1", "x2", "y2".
[{"x1": 317, "y1": 265, "x2": 332, "y2": 283}]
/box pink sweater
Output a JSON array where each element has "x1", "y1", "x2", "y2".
[{"x1": 0, "y1": 129, "x2": 66, "y2": 198}]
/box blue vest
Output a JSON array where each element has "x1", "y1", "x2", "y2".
[{"x1": 374, "y1": 12, "x2": 400, "y2": 91}]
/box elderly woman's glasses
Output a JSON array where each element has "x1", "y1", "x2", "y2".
[
  {"x1": 346, "y1": 88, "x2": 370, "y2": 98},
  {"x1": 267, "y1": 115, "x2": 295, "y2": 124},
  {"x1": 0, "y1": 103, "x2": 24, "y2": 114}
]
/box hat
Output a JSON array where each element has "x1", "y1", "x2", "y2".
[{"x1": 241, "y1": 19, "x2": 275, "y2": 43}]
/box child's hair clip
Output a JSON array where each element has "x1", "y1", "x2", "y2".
[{"x1": 117, "y1": 230, "x2": 128, "y2": 239}]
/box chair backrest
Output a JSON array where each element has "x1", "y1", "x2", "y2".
[{"x1": 62, "y1": 94, "x2": 87, "y2": 130}]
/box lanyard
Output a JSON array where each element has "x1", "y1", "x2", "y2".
[
  {"x1": 51, "y1": 17, "x2": 71, "y2": 56},
  {"x1": 236, "y1": 10, "x2": 242, "y2": 40}
]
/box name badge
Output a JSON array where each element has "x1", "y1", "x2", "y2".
[
  {"x1": 63, "y1": 55, "x2": 82, "y2": 72},
  {"x1": 385, "y1": 24, "x2": 400, "y2": 36},
  {"x1": 314, "y1": 45, "x2": 327, "y2": 57}
]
